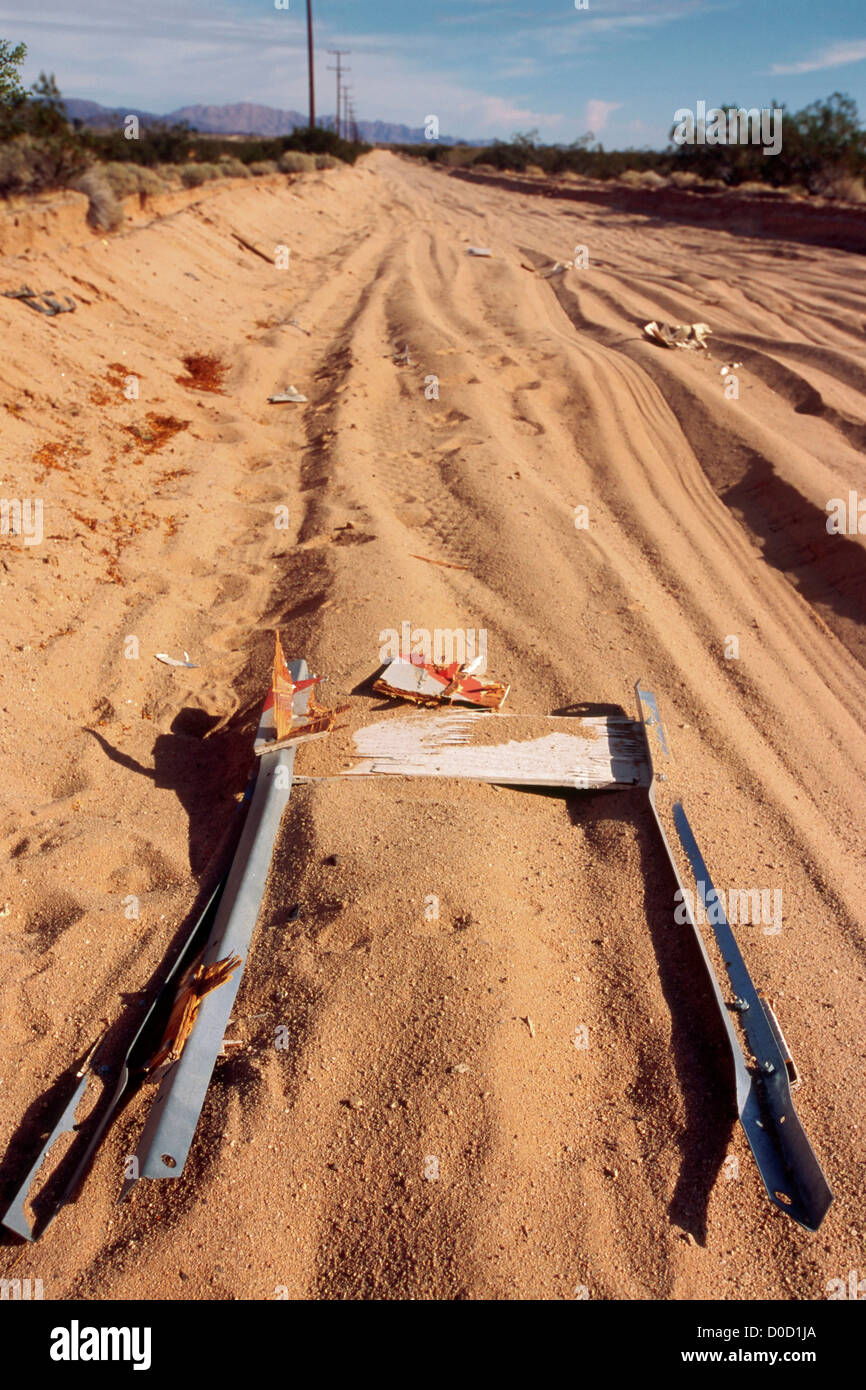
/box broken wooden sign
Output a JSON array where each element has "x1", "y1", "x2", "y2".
[{"x1": 296, "y1": 710, "x2": 650, "y2": 790}]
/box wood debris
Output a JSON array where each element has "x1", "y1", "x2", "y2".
[
  {"x1": 143, "y1": 953, "x2": 243, "y2": 1075},
  {"x1": 409, "y1": 553, "x2": 470, "y2": 571},
  {"x1": 373, "y1": 653, "x2": 509, "y2": 710},
  {"x1": 336, "y1": 711, "x2": 650, "y2": 788},
  {"x1": 256, "y1": 632, "x2": 348, "y2": 753}
]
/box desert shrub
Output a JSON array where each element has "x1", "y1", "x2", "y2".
[
  {"x1": 476, "y1": 142, "x2": 530, "y2": 172},
  {"x1": 249, "y1": 159, "x2": 277, "y2": 176},
  {"x1": 445, "y1": 145, "x2": 480, "y2": 168},
  {"x1": 135, "y1": 165, "x2": 167, "y2": 195},
  {"x1": 179, "y1": 162, "x2": 221, "y2": 187},
  {"x1": 618, "y1": 167, "x2": 666, "y2": 188},
  {"x1": 99, "y1": 161, "x2": 141, "y2": 196},
  {"x1": 278, "y1": 150, "x2": 316, "y2": 173},
  {"x1": 0, "y1": 73, "x2": 87, "y2": 188},
  {"x1": 668, "y1": 93, "x2": 865, "y2": 190},
  {"x1": 735, "y1": 180, "x2": 778, "y2": 195},
  {"x1": 217, "y1": 154, "x2": 251, "y2": 178},
  {"x1": 813, "y1": 170, "x2": 866, "y2": 201},
  {"x1": 277, "y1": 125, "x2": 365, "y2": 164},
  {"x1": 0, "y1": 131, "x2": 88, "y2": 194},
  {"x1": 155, "y1": 163, "x2": 183, "y2": 185},
  {"x1": 314, "y1": 152, "x2": 341, "y2": 169},
  {"x1": 0, "y1": 135, "x2": 37, "y2": 193},
  {"x1": 98, "y1": 163, "x2": 168, "y2": 197},
  {"x1": 0, "y1": 130, "x2": 85, "y2": 194},
  {"x1": 72, "y1": 168, "x2": 124, "y2": 229},
  {"x1": 667, "y1": 169, "x2": 702, "y2": 188}
]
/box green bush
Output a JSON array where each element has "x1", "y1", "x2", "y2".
[
  {"x1": 397, "y1": 95, "x2": 864, "y2": 197},
  {"x1": 668, "y1": 93, "x2": 865, "y2": 190},
  {"x1": 277, "y1": 125, "x2": 366, "y2": 164}
]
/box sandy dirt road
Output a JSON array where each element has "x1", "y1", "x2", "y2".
[{"x1": 1, "y1": 151, "x2": 864, "y2": 1300}]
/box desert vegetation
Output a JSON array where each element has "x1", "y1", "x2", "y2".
[
  {"x1": 397, "y1": 94, "x2": 866, "y2": 201},
  {"x1": 0, "y1": 41, "x2": 367, "y2": 227}
]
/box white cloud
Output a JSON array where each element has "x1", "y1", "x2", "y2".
[
  {"x1": 769, "y1": 39, "x2": 866, "y2": 76},
  {"x1": 584, "y1": 99, "x2": 622, "y2": 134},
  {"x1": 526, "y1": 0, "x2": 714, "y2": 55},
  {"x1": 473, "y1": 94, "x2": 562, "y2": 131}
]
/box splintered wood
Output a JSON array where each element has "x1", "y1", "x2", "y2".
[
  {"x1": 299, "y1": 711, "x2": 650, "y2": 789},
  {"x1": 260, "y1": 632, "x2": 348, "y2": 752},
  {"x1": 373, "y1": 655, "x2": 509, "y2": 710},
  {"x1": 143, "y1": 953, "x2": 243, "y2": 1075},
  {"x1": 272, "y1": 631, "x2": 297, "y2": 740}
]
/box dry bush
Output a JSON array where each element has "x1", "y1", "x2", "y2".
[
  {"x1": 72, "y1": 168, "x2": 124, "y2": 230},
  {"x1": 0, "y1": 137, "x2": 38, "y2": 193},
  {"x1": 96, "y1": 163, "x2": 170, "y2": 199},
  {"x1": 136, "y1": 166, "x2": 167, "y2": 195},
  {"x1": 217, "y1": 155, "x2": 251, "y2": 178},
  {"x1": 814, "y1": 171, "x2": 866, "y2": 202},
  {"x1": 278, "y1": 151, "x2": 317, "y2": 173},
  {"x1": 668, "y1": 169, "x2": 703, "y2": 189},
  {"x1": 618, "y1": 168, "x2": 666, "y2": 189},
  {"x1": 249, "y1": 160, "x2": 278, "y2": 176},
  {"x1": 99, "y1": 162, "x2": 141, "y2": 196},
  {"x1": 180, "y1": 163, "x2": 221, "y2": 188},
  {"x1": 735, "y1": 180, "x2": 778, "y2": 196},
  {"x1": 0, "y1": 134, "x2": 86, "y2": 194},
  {"x1": 441, "y1": 145, "x2": 477, "y2": 168},
  {"x1": 524, "y1": 163, "x2": 546, "y2": 177},
  {"x1": 314, "y1": 153, "x2": 341, "y2": 170}
]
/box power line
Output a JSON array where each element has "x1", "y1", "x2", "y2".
[
  {"x1": 326, "y1": 49, "x2": 350, "y2": 138},
  {"x1": 306, "y1": 0, "x2": 315, "y2": 128}
]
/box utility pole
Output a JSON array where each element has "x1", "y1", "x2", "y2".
[
  {"x1": 341, "y1": 85, "x2": 352, "y2": 141},
  {"x1": 306, "y1": 0, "x2": 315, "y2": 128},
  {"x1": 327, "y1": 49, "x2": 350, "y2": 138}
]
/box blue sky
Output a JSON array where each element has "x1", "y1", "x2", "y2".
[{"x1": 1, "y1": 0, "x2": 865, "y2": 146}]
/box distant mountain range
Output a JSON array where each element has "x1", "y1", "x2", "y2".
[{"x1": 61, "y1": 98, "x2": 485, "y2": 145}]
